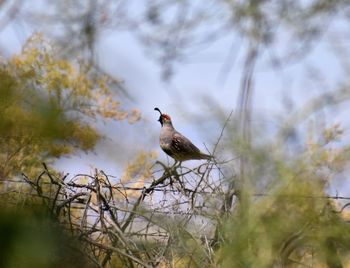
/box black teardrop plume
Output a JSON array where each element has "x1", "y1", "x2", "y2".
[
  {"x1": 154, "y1": 107, "x2": 163, "y2": 126},
  {"x1": 154, "y1": 107, "x2": 162, "y2": 115}
]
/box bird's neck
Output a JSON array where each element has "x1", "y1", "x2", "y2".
[{"x1": 162, "y1": 121, "x2": 174, "y2": 130}]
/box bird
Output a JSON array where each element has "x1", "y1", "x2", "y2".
[{"x1": 154, "y1": 107, "x2": 213, "y2": 163}]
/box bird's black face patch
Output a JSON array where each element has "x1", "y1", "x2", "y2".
[{"x1": 158, "y1": 115, "x2": 163, "y2": 126}]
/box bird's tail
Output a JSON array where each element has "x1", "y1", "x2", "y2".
[{"x1": 200, "y1": 152, "x2": 214, "y2": 160}]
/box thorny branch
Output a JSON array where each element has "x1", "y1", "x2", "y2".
[
  {"x1": 15, "y1": 157, "x2": 224, "y2": 267},
  {"x1": 0, "y1": 157, "x2": 348, "y2": 267}
]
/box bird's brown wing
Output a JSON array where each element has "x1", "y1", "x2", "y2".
[{"x1": 171, "y1": 132, "x2": 201, "y2": 155}]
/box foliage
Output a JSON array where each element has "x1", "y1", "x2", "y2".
[
  {"x1": 0, "y1": 34, "x2": 137, "y2": 179},
  {"x1": 0, "y1": 204, "x2": 94, "y2": 268},
  {"x1": 217, "y1": 122, "x2": 350, "y2": 267},
  {"x1": 220, "y1": 167, "x2": 348, "y2": 267}
]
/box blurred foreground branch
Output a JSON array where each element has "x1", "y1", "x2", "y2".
[{"x1": 0, "y1": 155, "x2": 348, "y2": 267}]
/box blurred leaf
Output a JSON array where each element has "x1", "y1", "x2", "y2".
[{"x1": 0, "y1": 34, "x2": 139, "y2": 179}]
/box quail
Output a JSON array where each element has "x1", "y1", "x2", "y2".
[{"x1": 154, "y1": 107, "x2": 213, "y2": 162}]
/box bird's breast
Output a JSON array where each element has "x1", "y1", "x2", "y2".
[
  {"x1": 159, "y1": 137, "x2": 170, "y2": 150},
  {"x1": 159, "y1": 129, "x2": 172, "y2": 149}
]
